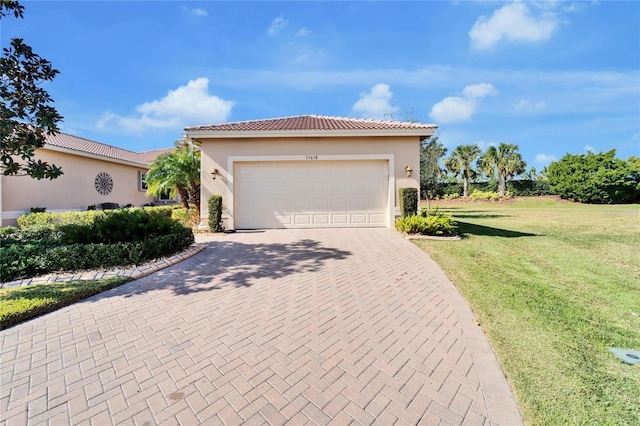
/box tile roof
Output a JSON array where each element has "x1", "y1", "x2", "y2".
[
  {"x1": 185, "y1": 115, "x2": 437, "y2": 133},
  {"x1": 44, "y1": 132, "x2": 171, "y2": 166}
]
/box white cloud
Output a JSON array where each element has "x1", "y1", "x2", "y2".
[
  {"x1": 97, "y1": 78, "x2": 233, "y2": 133},
  {"x1": 351, "y1": 83, "x2": 398, "y2": 119},
  {"x1": 268, "y1": 16, "x2": 288, "y2": 35},
  {"x1": 513, "y1": 99, "x2": 546, "y2": 110},
  {"x1": 429, "y1": 97, "x2": 476, "y2": 123},
  {"x1": 429, "y1": 83, "x2": 496, "y2": 123},
  {"x1": 469, "y1": 2, "x2": 557, "y2": 50},
  {"x1": 182, "y1": 6, "x2": 207, "y2": 17},
  {"x1": 463, "y1": 83, "x2": 497, "y2": 99},
  {"x1": 296, "y1": 28, "x2": 311, "y2": 37},
  {"x1": 535, "y1": 153, "x2": 557, "y2": 164},
  {"x1": 584, "y1": 145, "x2": 595, "y2": 152}
]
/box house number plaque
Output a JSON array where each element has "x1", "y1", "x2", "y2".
[{"x1": 305, "y1": 155, "x2": 318, "y2": 160}]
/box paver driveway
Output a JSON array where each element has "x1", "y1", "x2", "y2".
[{"x1": 1, "y1": 228, "x2": 522, "y2": 425}]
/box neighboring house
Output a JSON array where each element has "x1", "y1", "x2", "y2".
[
  {"x1": 0, "y1": 132, "x2": 173, "y2": 227},
  {"x1": 185, "y1": 115, "x2": 437, "y2": 230}
]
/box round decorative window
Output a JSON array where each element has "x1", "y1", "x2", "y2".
[{"x1": 94, "y1": 172, "x2": 113, "y2": 195}]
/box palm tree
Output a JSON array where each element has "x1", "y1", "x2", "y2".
[
  {"x1": 444, "y1": 144, "x2": 481, "y2": 197},
  {"x1": 145, "y1": 140, "x2": 201, "y2": 210},
  {"x1": 420, "y1": 135, "x2": 448, "y2": 210},
  {"x1": 478, "y1": 143, "x2": 526, "y2": 197}
]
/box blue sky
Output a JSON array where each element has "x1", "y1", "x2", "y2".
[{"x1": 4, "y1": 1, "x2": 639, "y2": 169}]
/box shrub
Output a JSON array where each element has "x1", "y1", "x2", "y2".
[
  {"x1": 143, "y1": 205, "x2": 174, "y2": 218},
  {"x1": 547, "y1": 150, "x2": 639, "y2": 203},
  {"x1": 507, "y1": 180, "x2": 551, "y2": 196},
  {"x1": 208, "y1": 195, "x2": 223, "y2": 232},
  {"x1": 3, "y1": 208, "x2": 195, "y2": 282},
  {"x1": 0, "y1": 228, "x2": 194, "y2": 282},
  {"x1": 395, "y1": 209, "x2": 456, "y2": 236},
  {"x1": 172, "y1": 207, "x2": 200, "y2": 229},
  {"x1": 0, "y1": 226, "x2": 20, "y2": 240},
  {"x1": 470, "y1": 190, "x2": 501, "y2": 201},
  {"x1": 399, "y1": 187, "x2": 418, "y2": 218},
  {"x1": 17, "y1": 210, "x2": 102, "y2": 229},
  {"x1": 59, "y1": 209, "x2": 187, "y2": 245}
]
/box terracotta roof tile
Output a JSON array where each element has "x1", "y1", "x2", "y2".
[
  {"x1": 44, "y1": 132, "x2": 170, "y2": 166},
  {"x1": 185, "y1": 115, "x2": 437, "y2": 132}
]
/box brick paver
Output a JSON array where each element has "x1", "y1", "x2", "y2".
[{"x1": 0, "y1": 228, "x2": 522, "y2": 425}]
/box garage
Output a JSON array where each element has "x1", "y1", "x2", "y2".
[
  {"x1": 184, "y1": 115, "x2": 437, "y2": 231},
  {"x1": 235, "y1": 160, "x2": 389, "y2": 229}
]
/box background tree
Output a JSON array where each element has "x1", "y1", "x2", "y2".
[
  {"x1": 547, "y1": 150, "x2": 639, "y2": 203},
  {"x1": 420, "y1": 134, "x2": 447, "y2": 209},
  {"x1": 145, "y1": 140, "x2": 201, "y2": 210},
  {"x1": 477, "y1": 143, "x2": 527, "y2": 197},
  {"x1": 444, "y1": 144, "x2": 481, "y2": 197},
  {"x1": 521, "y1": 166, "x2": 538, "y2": 181},
  {"x1": 1, "y1": 0, "x2": 64, "y2": 179}
]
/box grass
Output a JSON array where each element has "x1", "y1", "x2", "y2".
[
  {"x1": 0, "y1": 276, "x2": 132, "y2": 330},
  {"x1": 415, "y1": 197, "x2": 640, "y2": 425}
]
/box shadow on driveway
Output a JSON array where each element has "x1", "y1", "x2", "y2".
[{"x1": 125, "y1": 238, "x2": 352, "y2": 297}]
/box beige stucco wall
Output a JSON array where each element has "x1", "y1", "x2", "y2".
[
  {"x1": 197, "y1": 136, "x2": 420, "y2": 229},
  {"x1": 1, "y1": 148, "x2": 154, "y2": 226}
]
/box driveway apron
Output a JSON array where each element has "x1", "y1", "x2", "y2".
[{"x1": 1, "y1": 228, "x2": 522, "y2": 425}]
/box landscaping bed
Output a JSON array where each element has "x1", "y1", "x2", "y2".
[{"x1": 1, "y1": 208, "x2": 194, "y2": 282}]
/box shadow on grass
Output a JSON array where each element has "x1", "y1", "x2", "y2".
[
  {"x1": 451, "y1": 214, "x2": 512, "y2": 219},
  {"x1": 456, "y1": 221, "x2": 538, "y2": 238}
]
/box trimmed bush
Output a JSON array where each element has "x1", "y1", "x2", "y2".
[
  {"x1": 2, "y1": 208, "x2": 195, "y2": 282},
  {"x1": 470, "y1": 190, "x2": 502, "y2": 201},
  {"x1": 395, "y1": 209, "x2": 456, "y2": 236},
  {"x1": 17, "y1": 210, "x2": 102, "y2": 229},
  {"x1": 437, "y1": 180, "x2": 550, "y2": 198},
  {"x1": 399, "y1": 187, "x2": 419, "y2": 218},
  {"x1": 208, "y1": 195, "x2": 223, "y2": 232},
  {"x1": 1, "y1": 229, "x2": 194, "y2": 282}
]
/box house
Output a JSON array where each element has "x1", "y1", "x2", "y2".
[
  {"x1": 184, "y1": 115, "x2": 437, "y2": 230},
  {"x1": 0, "y1": 132, "x2": 173, "y2": 227}
]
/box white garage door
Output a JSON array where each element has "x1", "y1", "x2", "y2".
[{"x1": 235, "y1": 161, "x2": 389, "y2": 229}]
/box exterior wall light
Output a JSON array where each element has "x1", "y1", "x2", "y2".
[
  {"x1": 405, "y1": 165, "x2": 413, "y2": 177},
  {"x1": 211, "y1": 168, "x2": 219, "y2": 180}
]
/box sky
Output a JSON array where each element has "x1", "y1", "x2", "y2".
[{"x1": 3, "y1": 0, "x2": 639, "y2": 170}]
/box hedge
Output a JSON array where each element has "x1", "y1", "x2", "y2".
[
  {"x1": 436, "y1": 180, "x2": 550, "y2": 198},
  {"x1": 399, "y1": 187, "x2": 419, "y2": 218},
  {"x1": 208, "y1": 195, "x2": 223, "y2": 232},
  {"x1": 1, "y1": 230, "x2": 194, "y2": 282}
]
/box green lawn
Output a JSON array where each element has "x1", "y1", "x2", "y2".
[
  {"x1": 415, "y1": 197, "x2": 640, "y2": 425},
  {"x1": 0, "y1": 277, "x2": 132, "y2": 330}
]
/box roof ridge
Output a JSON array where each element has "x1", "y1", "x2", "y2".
[{"x1": 188, "y1": 114, "x2": 435, "y2": 128}]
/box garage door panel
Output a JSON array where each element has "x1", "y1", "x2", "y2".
[
  {"x1": 370, "y1": 213, "x2": 386, "y2": 224},
  {"x1": 275, "y1": 214, "x2": 292, "y2": 225},
  {"x1": 313, "y1": 214, "x2": 330, "y2": 225},
  {"x1": 332, "y1": 214, "x2": 348, "y2": 224},
  {"x1": 235, "y1": 161, "x2": 388, "y2": 229},
  {"x1": 350, "y1": 213, "x2": 367, "y2": 224},
  {"x1": 294, "y1": 214, "x2": 311, "y2": 225}
]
